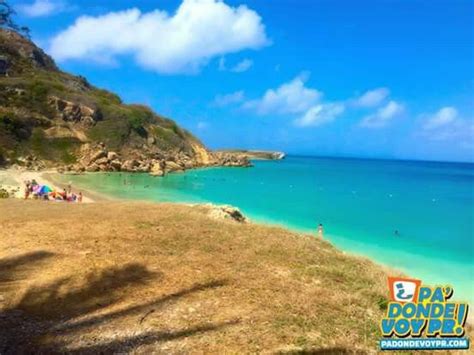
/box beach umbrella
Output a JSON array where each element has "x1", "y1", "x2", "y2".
[{"x1": 39, "y1": 185, "x2": 53, "y2": 194}]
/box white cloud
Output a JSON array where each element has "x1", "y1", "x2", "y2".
[
  {"x1": 213, "y1": 90, "x2": 245, "y2": 106},
  {"x1": 243, "y1": 73, "x2": 322, "y2": 115},
  {"x1": 231, "y1": 58, "x2": 253, "y2": 72},
  {"x1": 360, "y1": 100, "x2": 404, "y2": 128},
  {"x1": 295, "y1": 103, "x2": 345, "y2": 127},
  {"x1": 18, "y1": 0, "x2": 67, "y2": 17},
  {"x1": 422, "y1": 107, "x2": 458, "y2": 130},
  {"x1": 353, "y1": 87, "x2": 390, "y2": 108},
  {"x1": 242, "y1": 73, "x2": 344, "y2": 127},
  {"x1": 49, "y1": 0, "x2": 269, "y2": 74},
  {"x1": 420, "y1": 106, "x2": 473, "y2": 145}
]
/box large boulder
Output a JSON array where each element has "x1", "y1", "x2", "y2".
[
  {"x1": 220, "y1": 206, "x2": 248, "y2": 223},
  {"x1": 107, "y1": 151, "x2": 118, "y2": 161},
  {"x1": 48, "y1": 96, "x2": 100, "y2": 127},
  {"x1": 136, "y1": 161, "x2": 150, "y2": 172},
  {"x1": 85, "y1": 163, "x2": 99, "y2": 172},
  {"x1": 149, "y1": 170, "x2": 164, "y2": 177},
  {"x1": 149, "y1": 161, "x2": 164, "y2": 177},
  {"x1": 94, "y1": 157, "x2": 109, "y2": 166},
  {"x1": 89, "y1": 149, "x2": 107, "y2": 163},
  {"x1": 109, "y1": 160, "x2": 122, "y2": 170},
  {"x1": 165, "y1": 161, "x2": 184, "y2": 173},
  {"x1": 206, "y1": 204, "x2": 248, "y2": 223},
  {"x1": 121, "y1": 159, "x2": 138, "y2": 172}
]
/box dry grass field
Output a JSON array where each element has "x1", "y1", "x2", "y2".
[{"x1": 0, "y1": 199, "x2": 391, "y2": 353}]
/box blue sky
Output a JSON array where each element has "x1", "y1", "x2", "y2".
[{"x1": 10, "y1": 0, "x2": 474, "y2": 162}]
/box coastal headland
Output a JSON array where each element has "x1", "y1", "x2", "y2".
[
  {"x1": 1, "y1": 198, "x2": 391, "y2": 353},
  {"x1": 215, "y1": 149, "x2": 286, "y2": 161}
]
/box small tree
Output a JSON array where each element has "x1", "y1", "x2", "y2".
[{"x1": 0, "y1": 0, "x2": 30, "y2": 38}]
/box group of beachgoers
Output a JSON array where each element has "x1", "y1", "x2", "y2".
[{"x1": 24, "y1": 179, "x2": 83, "y2": 202}]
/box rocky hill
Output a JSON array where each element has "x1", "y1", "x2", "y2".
[{"x1": 0, "y1": 29, "x2": 250, "y2": 175}]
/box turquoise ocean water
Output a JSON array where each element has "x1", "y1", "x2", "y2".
[{"x1": 56, "y1": 156, "x2": 474, "y2": 303}]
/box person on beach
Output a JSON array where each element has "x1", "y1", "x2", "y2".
[
  {"x1": 24, "y1": 181, "x2": 30, "y2": 199},
  {"x1": 78, "y1": 192, "x2": 83, "y2": 203},
  {"x1": 61, "y1": 188, "x2": 67, "y2": 201},
  {"x1": 317, "y1": 223, "x2": 324, "y2": 238}
]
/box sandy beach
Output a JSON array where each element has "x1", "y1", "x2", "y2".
[{"x1": 0, "y1": 168, "x2": 95, "y2": 203}]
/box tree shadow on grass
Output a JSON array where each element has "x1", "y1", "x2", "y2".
[
  {"x1": 0, "y1": 250, "x2": 54, "y2": 283},
  {"x1": 53, "y1": 279, "x2": 229, "y2": 335},
  {"x1": 0, "y1": 251, "x2": 237, "y2": 354},
  {"x1": 69, "y1": 319, "x2": 240, "y2": 354},
  {"x1": 18, "y1": 263, "x2": 160, "y2": 319}
]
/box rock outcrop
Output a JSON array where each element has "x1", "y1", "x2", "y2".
[
  {"x1": 214, "y1": 150, "x2": 286, "y2": 161},
  {"x1": 212, "y1": 152, "x2": 253, "y2": 168},
  {"x1": 15, "y1": 155, "x2": 46, "y2": 171},
  {"x1": 205, "y1": 204, "x2": 248, "y2": 223},
  {"x1": 149, "y1": 161, "x2": 165, "y2": 177},
  {"x1": 48, "y1": 96, "x2": 100, "y2": 127},
  {"x1": 60, "y1": 142, "x2": 252, "y2": 177}
]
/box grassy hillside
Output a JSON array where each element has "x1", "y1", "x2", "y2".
[
  {"x1": 0, "y1": 29, "x2": 208, "y2": 168},
  {"x1": 0, "y1": 199, "x2": 391, "y2": 353}
]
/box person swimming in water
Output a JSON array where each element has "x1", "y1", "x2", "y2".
[{"x1": 394, "y1": 230, "x2": 400, "y2": 236}]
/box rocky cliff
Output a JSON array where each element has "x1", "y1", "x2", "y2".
[{"x1": 0, "y1": 29, "x2": 250, "y2": 175}]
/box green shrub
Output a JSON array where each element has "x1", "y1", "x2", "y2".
[
  {"x1": 0, "y1": 112, "x2": 32, "y2": 141},
  {"x1": 29, "y1": 128, "x2": 80, "y2": 164},
  {"x1": 2, "y1": 80, "x2": 54, "y2": 117},
  {"x1": 127, "y1": 105, "x2": 154, "y2": 136},
  {"x1": 30, "y1": 81, "x2": 48, "y2": 100},
  {"x1": 93, "y1": 89, "x2": 122, "y2": 106},
  {"x1": 0, "y1": 189, "x2": 9, "y2": 199},
  {"x1": 88, "y1": 118, "x2": 131, "y2": 149},
  {"x1": 377, "y1": 295, "x2": 389, "y2": 310}
]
